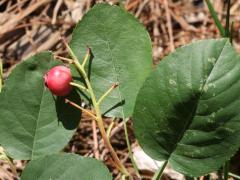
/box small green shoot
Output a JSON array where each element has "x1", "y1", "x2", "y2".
[{"x1": 205, "y1": 0, "x2": 225, "y2": 37}]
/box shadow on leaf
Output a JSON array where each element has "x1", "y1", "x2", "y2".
[
  {"x1": 55, "y1": 89, "x2": 82, "y2": 130},
  {"x1": 103, "y1": 99, "x2": 125, "y2": 116}
]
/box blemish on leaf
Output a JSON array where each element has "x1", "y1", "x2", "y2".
[
  {"x1": 169, "y1": 79, "x2": 177, "y2": 86},
  {"x1": 207, "y1": 57, "x2": 217, "y2": 65}
]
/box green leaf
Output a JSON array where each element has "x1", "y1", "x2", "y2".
[
  {"x1": 133, "y1": 39, "x2": 240, "y2": 176},
  {"x1": 21, "y1": 153, "x2": 112, "y2": 180},
  {"x1": 70, "y1": 3, "x2": 152, "y2": 118},
  {"x1": 0, "y1": 52, "x2": 81, "y2": 160}
]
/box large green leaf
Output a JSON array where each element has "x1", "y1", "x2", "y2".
[
  {"x1": 70, "y1": 3, "x2": 152, "y2": 118},
  {"x1": 0, "y1": 52, "x2": 81, "y2": 160},
  {"x1": 133, "y1": 39, "x2": 240, "y2": 176},
  {"x1": 21, "y1": 153, "x2": 112, "y2": 180}
]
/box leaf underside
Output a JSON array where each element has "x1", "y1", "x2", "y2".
[
  {"x1": 70, "y1": 3, "x2": 152, "y2": 118},
  {"x1": 133, "y1": 39, "x2": 240, "y2": 176}
]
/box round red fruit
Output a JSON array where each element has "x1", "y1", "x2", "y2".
[{"x1": 44, "y1": 65, "x2": 72, "y2": 96}]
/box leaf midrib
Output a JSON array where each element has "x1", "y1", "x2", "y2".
[
  {"x1": 30, "y1": 59, "x2": 53, "y2": 160},
  {"x1": 167, "y1": 40, "x2": 228, "y2": 160},
  {"x1": 106, "y1": 40, "x2": 125, "y2": 117},
  {"x1": 30, "y1": 83, "x2": 45, "y2": 159}
]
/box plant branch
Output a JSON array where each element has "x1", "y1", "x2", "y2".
[
  {"x1": 92, "y1": 119, "x2": 100, "y2": 159},
  {"x1": 64, "y1": 41, "x2": 130, "y2": 176},
  {"x1": 84, "y1": 74, "x2": 129, "y2": 175}
]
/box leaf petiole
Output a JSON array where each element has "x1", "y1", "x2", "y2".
[
  {"x1": 70, "y1": 82, "x2": 89, "y2": 93},
  {"x1": 65, "y1": 98, "x2": 97, "y2": 119},
  {"x1": 152, "y1": 161, "x2": 168, "y2": 180},
  {"x1": 123, "y1": 118, "x2": 141, "y2": 178}
]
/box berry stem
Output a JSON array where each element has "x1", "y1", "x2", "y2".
[
  {"x1": 123, "y1": 118, "x2": 141, "y2": 178},
  {"x1": 70, "y1": 82, "x2": 89, "y2": 93},
  {"x1": 152, "y1": 161, "x2": 168, "y2": 180}
]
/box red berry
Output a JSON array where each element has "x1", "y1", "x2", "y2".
[{"x1": 44, "y1": 65, "x2": 72, "y2": 96}]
